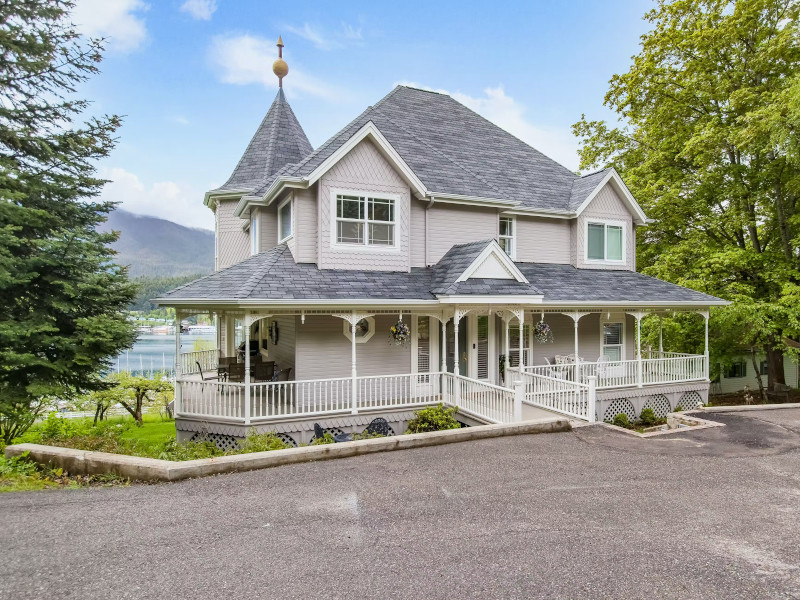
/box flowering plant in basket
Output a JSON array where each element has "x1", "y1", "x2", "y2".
[
  {"x1": 533, "y1": 321, "x2": 553, "y2": 343},
  {"x1": 389, "y1": 320, "x2": 410, "y2": 345}
]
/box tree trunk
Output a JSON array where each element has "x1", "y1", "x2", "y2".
[
  {"x1": 750, "y1": 349, "x2": 767, "y2": 402},
  {"x1": 94, "y1": 403, "x2": 101, "y2": 426},
  {"x1": 766, "y1": 345, "x2": 786, "y2": 391}
]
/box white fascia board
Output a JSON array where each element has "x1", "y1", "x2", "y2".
[
  {"x1": 306, "y1": 121, "x2": 428, "y2": 198},
  {"x1": 455, "y1": 240, "x2": 529, "y2": 284},
  {"x1": 436, "y1": 295, "x2": 544, "y2": 304},
  {"x1": 500, "y1": 208, "x2": 573, "y2": 219},
  {"x1": 152, "y1": 298, "x2": 441, "y2": 308},
  {"x1": 541, "y1": 300, "x2": 730, "y2": 307},
  {"x1": 233, "y1": 178, "x2": 306, "y2": 218},
  {"x1": 574, "y1": 168, "x2": 648, "y2": 225},
  {"x1": 428, "y1": 193, "x2": 519, "y2": 209},
  {"x1": 203, "y1": 189, "x2": 251, "y2": 208}
]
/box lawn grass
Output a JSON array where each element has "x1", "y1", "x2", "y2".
[{"x1": 118, "y1": 415, "x2": 176, "y2": 446}]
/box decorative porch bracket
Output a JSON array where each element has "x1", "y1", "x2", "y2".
[
  {"x1": 625, "y1": 311, "x2": 648, "y2": 388},
  {"x1": 333, "y1": 312, "x2": 375, "y2": 414}
]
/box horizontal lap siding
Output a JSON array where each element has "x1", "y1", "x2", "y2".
[
  {"x1": 266, "y1": 315, "x2": 296, "y2": 374},
  {"x1": 577, "y1": 182, "x2": 635, "y2": 271},
  {"x1": 515, "y1": 216, "x2": 570, "y2": 263},
  {"x1": 259, "y1": 205, "x2": 278, "y2": 253},
  {"x1": 318, "y1": 139, "x2": 411, "y2": 271},
  {"x1": 295, "y1": 315, "x2": 411, "y2": 381},
  {"x1": 427, "y1": 204, "x2": 498, "y2": 264},
  {"x1": 294, "y1": 187, "x2": 318, "y2": 263},
  {"x1": 216, "y1": 200, "x2": 250, "y2": 270},
  {"x1": 410, "y1": 198, "x2": 427, "y2": 267}
]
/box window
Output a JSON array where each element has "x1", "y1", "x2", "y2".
[
  {"x1": 335, "y1": 194, "x2": 395, "y2": 247},
  {"x1": 587, "y1": 221, "x2": 624, "y2": 262},
  {"x1": 499, "y1": 216, "x2": 515, "y2": 258},
  {"x1": 760, "y1": 361, "x2": 768, "y2": 376},
  {"x1": 250, "y1": 211, "x2": 260, "y2": 255},
  {"x1": 726, "y1": 361, "x2": 747, "y2": 378},
  {"x1": 278, "y1": 198, "x2": 292, "y2": 243},
  {"x1": 602, "y1": 322, "x2": 623, "y2": 361},
  {"x1": 417, "y1": 316, "x2": 430, "y2": 382},
  {"x1": 343, "y1": 317, "x2": 375, "y2": 343}
]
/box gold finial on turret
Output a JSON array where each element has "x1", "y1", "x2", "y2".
[{"x1": 273, "y1": 36, "x2": 288, "y2": 88}]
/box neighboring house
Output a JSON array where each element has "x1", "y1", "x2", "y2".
[
  {"x1": 156, "y1": 46, "x2": 727, "y2": 446},
  {"x1": 715, "y1": 355, "x2": 799, "y2": 395}
]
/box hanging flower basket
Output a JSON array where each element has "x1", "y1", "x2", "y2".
[
  {"x1": 389, "y1": 320, "x2": 410, "y2": 346},
  {"x1": 533, "y1": 321, "x2": 554, "y2": 344}
]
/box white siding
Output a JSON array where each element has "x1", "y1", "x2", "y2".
[
  {"x1": 427, "y1": 203, "x2": 498, "y2": 264},
  {"x1": 215, "y1": 199, "x2": 249, "y2": 270},
  {"x1": 523, "y1": 313, "x2": 635, "y2": 365},
  {"x1": 515, "y1": 216, "x2": 571, "y2": 264},
  {"x1": 264, "y1": 315, "x2": 296, "y2": 374},
  {"x1": 576, "y1": 182, "x2": 635, "y2": 271},
  {"x1": 317, "y1": 139, "x2": 411, "y2": 271},
  {"x1": 295, "y1": 314, "x2": 411, "y2": 380},
  {"x1": 717, "y1": 355, "x2": 799, "y2": 394},
  {"x1": 294, "y1": 187, "x2": 317, "y2": 263},
  {"x1": 259, "y1": 204, "x2": 278, "y2": 253}
]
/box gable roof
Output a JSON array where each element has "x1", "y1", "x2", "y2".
[
  {"x1": 155, "y1": 244, "x2": 725, "y2": 307},
  {"x1": 216, "y1": 89, "x2": 313, "y2": 193}
]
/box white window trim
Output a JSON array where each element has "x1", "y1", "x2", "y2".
[
  {"x1": 585, "y1": 219, "x2": 627, "y2": 265},
  {"x1": 277, "y1": 196, "x2": 294, "y2": 244},
  {"x1": 329, "y1": 188, "x2": 401, "y2": 252},
  {"x1": 343, "y1": 316, "x2": 375, "y2": 343},
  {"x1": 250, "y1": 208, "x2": 260, "y2": 256},
  {"x1": 498, "y1": 215, "x2": 516, "y2": 260},
  {"x1": 600, "y1": 314, "x2": 626, "y2": 361}
]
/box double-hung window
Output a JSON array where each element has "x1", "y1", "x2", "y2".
[
  {"x1": 499, "y1": 216, "x2": 515, "y2": 258},
  {"x1": 278, "y1": 198, "x2": 293, "y2": 243},
  {"x1": 587, "y1": 221, "x2": 624, "y2": 262},
  {"x1": 335, "y1": 194, "x2": 395, "y2": 247},
  {"x1": 602, "y1": 322, "x2": 623, "y2": 361}
]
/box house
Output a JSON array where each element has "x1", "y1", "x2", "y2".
[
  {"x1": 156, "y1": 40, "x2": 727, "y2": 446},
  {"x1": 714, "y1": 355, "x2": 799, "y2": 395}
]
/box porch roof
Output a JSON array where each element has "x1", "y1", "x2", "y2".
[{"x1": 154, "y1": 243, "x2": 726, "y2": 308}]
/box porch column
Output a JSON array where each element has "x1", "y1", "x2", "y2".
[
  {"x1": 702, "y1": 310, "x2": 710, "y2": 381},
  {"x1": 504, "y1": 318, "x2": 510, "y2": 370},
  {"x1": 635, "y1": 313, "x2": 643, "y2": 388},
  {"x1": 173, "y1": 310, "x2": 182, "y2": 415},
  {"x1": 351, "y1": 311, "x2": 358, "y2": 414},
  {"x1": 518, "y1": 310, "x2": 525, "y2": 369},
  {"x1": 453, "y1": 310, "x2": 460, "y2": 376},
  {"x1": 440, "y1": 318, "x2": 447, "y2": 373},
  {"x1": 658, "y1": 317, "x2": 663, "y2": 353},
  {"x1": 573, "y1": 317, "x2": 580, "y2": 383},
  {"x1": 244, "y1": 312, "x2": 251, "y2": 425}
]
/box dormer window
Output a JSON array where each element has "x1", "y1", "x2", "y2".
[
  {"x1": 278, "y1": 197, "x2": 293, "y2": 243},
  {"x1": 334, "y1": 193, "x2": 396, "y2": 247},
  {"x1": 586, "y1": 220, "x2": 624, "y2": 263},
  {"x1": 499, "y1": 216, "x2": 515, "y2": 258}
]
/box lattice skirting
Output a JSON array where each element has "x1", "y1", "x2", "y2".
[{"x1": 596, "y1": 384, "x2": 710, "y2": 422}]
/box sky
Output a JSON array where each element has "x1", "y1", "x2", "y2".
[{"x1": 71, "y1": 0, "x2": 654, "y2": 230}]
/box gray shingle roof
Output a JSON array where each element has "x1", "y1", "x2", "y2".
[
  {"x1": 157, "y1": 244, "x2": 723, "y2": 305},
  {"x1": 217, "y1": 89, "x2": 313, "y2": 192},
  {"x1": 569, "y1": 168, "x2": 611, "y2": 211},
  {"x1": 250, "y1": 86, "x2": 615, "y2": 212}
]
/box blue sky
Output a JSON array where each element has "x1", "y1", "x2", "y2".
[{"x1": 73, "y1": 0, "x2": 653, "y2": 229}]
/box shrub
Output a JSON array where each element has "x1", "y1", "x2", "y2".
[
  {"x1": 351, "y1": 430, "x2": 385, "y2": 441},
  {"x1": 405, "y1": 404, "x2": 461, "y2": 434},
  {"x1": 310, "y1": 432, "x2": 335, "y2": 445},
  {"x1": 238, "y1": 430, "x2": 292, "y2": 453},
  {"x1": 157, "y1": 439, "x2": 223, "y2": 461},
  {"x1": 611, "y1": 413, "x2": 630, "y2": 429},
  {"x1": 639, "y1": 408, "x2": 658, "y2": 427},
  {"x1": 674, "y1": 405, "x2": 684, "y2": 412}
]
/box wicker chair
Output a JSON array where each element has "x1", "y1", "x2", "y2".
[{"x1": 227, "y1": 363, "x2": 245, "y2": 383}]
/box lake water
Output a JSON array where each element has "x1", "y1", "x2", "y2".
[{"x1": 113, "y1": 332, "x2": 215, "y2": 377}]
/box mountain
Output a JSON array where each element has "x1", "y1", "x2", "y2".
[{"x1": 101, "y1": 209, "x2": 214, "y2": 277}]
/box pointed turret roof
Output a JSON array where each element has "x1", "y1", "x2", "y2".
[{"x1": 219, "y1": 89, "x2": 313, "y2": 191}]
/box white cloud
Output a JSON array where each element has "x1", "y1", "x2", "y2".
[
  {"x1": 396, "y1": 82, "x2": 580, "y2": 171},
  {"x1": 170, "y1": 115, "x2": 190, "y2": 126},
  {"x1": 99, "y1": 167, "x2": 213, "y2": 230},
  {"x1": 209, "y1": 33, "x2": 340, "y2": 99},
  {"x1": 180, "y1": 0, "x2": 217, "y2": 21},
  {"x1": 284, "y1": 21, "x2": 363, "y2": 50},
  {"x1": 71, "y1": 0, "x2": 148, "y2": 53}
]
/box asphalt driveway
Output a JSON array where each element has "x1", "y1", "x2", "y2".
[{"x1": 2, "y1": 409, "x2": 800, "y2": 599}]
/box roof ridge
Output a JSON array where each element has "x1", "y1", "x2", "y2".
[{"x1": 370, "y1": 105, "x2": 510, "y2": 199}]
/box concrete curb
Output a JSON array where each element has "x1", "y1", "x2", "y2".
[
  {"x1": 698, "y1": 403, "x2": 800, "y2": 413},
  {"x1": 4, "y1": 417, "x2": 570, "y2": 482}
]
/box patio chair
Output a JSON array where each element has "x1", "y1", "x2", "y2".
[
  {"x1": 275, "y1": 367, "x2": 292, "y2": 382},
  {"x1": 312, "y1": 423, "x2": 328, "y2": 444},
  {"x1": 219, "y1": 356, "x2": 237, "y2": 367},
  {"x1": 227, "y1": 363, "x2": 245, "y2": 383},
  {"x1": 254, "y1": 361, "x2": 275, "y2": 382},
  {"x1": 196, "y1": 361, "x2": 221, "y2": 381},
  {"x1": 595, "y1": 355, "x2": 610, "y2": 379},
  {"x1": 364, "y1": 417, "x2": 391, "y2": 436}
]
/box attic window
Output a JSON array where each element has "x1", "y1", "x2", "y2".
[
  {"x1": 335, "y1": 194, "x2": 396, "y2": 247},
  {"x1": 587, "y1": 221, "x2": 624, "y2": 262}
]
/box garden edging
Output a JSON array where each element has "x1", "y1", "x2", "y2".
[{"x1": 4, "y1": 417, "x2": 570, "y2": 482}]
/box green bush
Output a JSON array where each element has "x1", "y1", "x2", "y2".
[
  {"x1": 639, "y1": 408, "x2": 658, "y2": 427},
  {"x1": 674, "y1": 405, "x2": 684, "y2": 412},
  {"x1": 611, "y1": 413, "x2": 631, "y2": 429},
  {"x1": 310, "y1": 432, "x2": 335, "y2": 445},
  {"x1": 238, "y1": 430, "x2": 292, "y2": 453},
  {"x1": 405, "y1": 404, "x2": 461, "y2": 434},
  {"x1": 351, "y1": 430, "x2": 385, "y2": 441},
  {"x1": 0, "y1": 452, "x2": 38, "y2": 478},
  {"x1": 157, "y1": 439, "x2": 223, "y2": 461}
]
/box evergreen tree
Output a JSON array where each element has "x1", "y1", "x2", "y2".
[
  {"x1": 0, "y1": 0, "x2": 136, "y2": 442},
  {"x1": 574, "y1": 0, "x2": 800, "y2": 391}
]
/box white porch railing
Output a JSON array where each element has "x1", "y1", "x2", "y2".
[
  {"x1": 179, "y1": 349, "x2": 219, "y2": 375},
  {"x1": 518, "y1": 371, "x2": 594, "y2": 421},
  {"x1": 522, "y1": 355, "x2": 706, "y2": 389},
  {"x1": 179, "y1": 380, "x2": 244, "y2": 420},
  {"x1": 441, "y1": 373, "x2": 515, "y2": 423}
]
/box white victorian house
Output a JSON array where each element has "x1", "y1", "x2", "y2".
[{"x1": 156, "y1": 48, "x2": 726, "y2": 446}]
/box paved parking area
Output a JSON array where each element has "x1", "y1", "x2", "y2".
[{"x1": 2, "y1": 409, "x2": 800, "y2": 599}]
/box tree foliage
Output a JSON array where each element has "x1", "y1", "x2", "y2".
[
  {"x1": 114, "y1": 373, "x2": 173, "y2": 426},
  {"x1": 574, "y1": 0, "x2": 800, "y2": 389},
  {"x1": 0, "y1": 0, "x2": 137, "y2": 442}
]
